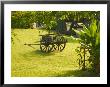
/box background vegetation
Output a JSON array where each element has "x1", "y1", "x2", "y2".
[{"x1": 11, "y1": 11, "x2": 99, "y2": 29}]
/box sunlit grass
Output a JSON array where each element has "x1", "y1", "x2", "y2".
[{"x1": 11, "y1": 29, "x2": 97, "y2": 77}]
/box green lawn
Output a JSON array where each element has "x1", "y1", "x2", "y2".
[{"x1": 11, "y1": 29, "x2": 96, "y2": 77}]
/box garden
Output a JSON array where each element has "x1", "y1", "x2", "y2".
[{"x1": 11, "y1": 11, "x2": 100, "y2": 77}]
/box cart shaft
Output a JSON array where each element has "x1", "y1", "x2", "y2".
[{"x1": 24, "y1": 43, "x2": 40, "y2": 45}]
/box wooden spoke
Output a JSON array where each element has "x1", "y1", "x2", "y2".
[
  {"x1": 58, "y1": 43, "x2": 66, "y2": 52},
  {"x1": 40, "y1": 43, "x2": 53, "y2": 53},
  {"x1": 51, "y1": 44, "x2": 59, "y2": 52}
]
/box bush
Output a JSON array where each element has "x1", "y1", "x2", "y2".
[{"x1": 74, "y1": 19, "x2": 100, "y2": 74}]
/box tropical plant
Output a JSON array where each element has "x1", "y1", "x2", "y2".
[{"x1": 74, "y1": 19, "x2": 100, "y2": 74}]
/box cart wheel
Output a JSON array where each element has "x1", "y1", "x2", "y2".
[
  {"x1": 51, "y1": 44, "x2": 58, "y2": 52},
  {"x1": 58, "y1": 43, "x2": 66, "y2": 51},
  {"x1": 40, "y1": 42, "x2": 53, "y2": 53},
  {"x1": 54, "y1": 35, "x2": 67, "y2": 51}
]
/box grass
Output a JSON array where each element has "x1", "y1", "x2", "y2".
[{"x1": 11, "y1": 29, "x2": 97, "y2": 77}]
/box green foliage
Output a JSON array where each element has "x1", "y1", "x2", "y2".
[
  {"x1": 74, "y1": 19, "x2": 100, "y2": 73},
  {"x1": 11, "y1": 11, "x2": 100, "y2": 30},
  {"x1": 11, "y1": 30, "x2": 19, "y2": 44}
]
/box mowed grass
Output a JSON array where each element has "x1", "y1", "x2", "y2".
[{"x1": 11, "y1": 29, "x2": 95, "y2": 77}]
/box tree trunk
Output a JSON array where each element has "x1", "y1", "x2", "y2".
[{"x1": 95, "y1": 62, "x2": 100, "y2": 75}]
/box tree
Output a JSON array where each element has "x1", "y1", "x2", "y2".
[{"x1": 11, "y1": 11, "x2": 100, "y2": 30}]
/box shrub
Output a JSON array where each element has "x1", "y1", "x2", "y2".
[{"x1": 74, "y1": 19, "x2": 100, "y2": 74}]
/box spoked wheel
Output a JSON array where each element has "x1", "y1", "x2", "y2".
[
  {"x1": 40, "y1": 42, "x2": 54, "y2": 53},
  {"x1": 58, "y1": 43, "x2": 66, "y2": 52},
  {"x1": 53, "y1": 35, "x2": 67, "y2": 52},
  {"x1": 52, "y1": 43, "x2": 66, "y2": 52},
  {"x1": 51, "y1": 44, "x2": 58, "y2": 52}
]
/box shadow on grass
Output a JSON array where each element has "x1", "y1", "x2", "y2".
[
  {"x1": 32, "y1": 50, "x2": 55, "y2": 56},
  {"x1": 55, "y1": 69, "x2": 99, "y2": 77},
  {"x1": 22, "y1": 50, "x2": 55, "y2": 58}
]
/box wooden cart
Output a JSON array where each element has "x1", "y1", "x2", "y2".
[{"x1": 24, "y1": 34, "x2": 67, "y2": 53}]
